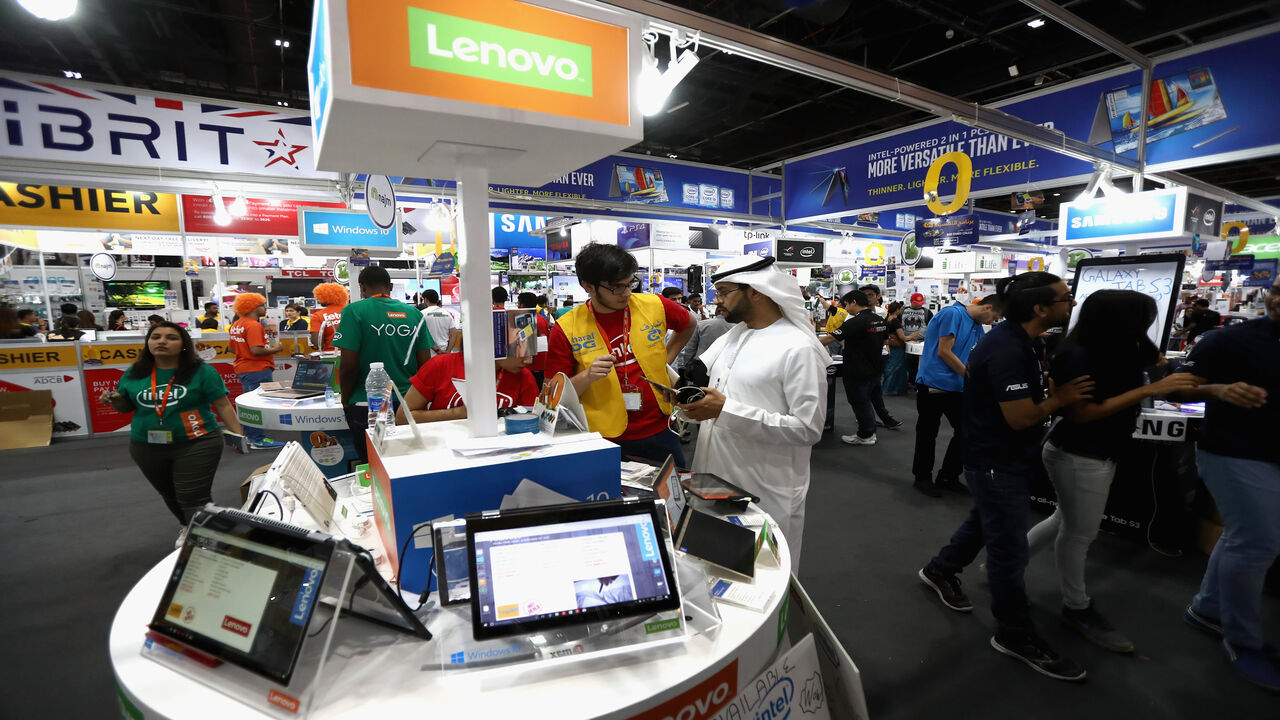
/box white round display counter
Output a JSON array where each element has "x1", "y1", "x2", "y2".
[
  {"x1": 234, "y1": 389, "x2": 357, "y2": 476},
  {"x1": 110, "y1": 511, "x2": 793, "y2": 720}
]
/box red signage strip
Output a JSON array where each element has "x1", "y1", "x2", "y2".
[
  {"x1": 181, "y1": 196, "x2": 344, "y2": 236},
  {"x1": 273, "y1": 269, "x2": 334, "y2": 279}
]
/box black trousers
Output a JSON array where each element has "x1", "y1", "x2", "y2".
[
  {"x1": 842, "y1": 373, "x2": 893, "y2": 438},
  {"x1": 129, "y1": 434, "x2": 224, "y2": 525},
  {"x1": 912, "y1": 389, "x2": 965, "y2": 484}
]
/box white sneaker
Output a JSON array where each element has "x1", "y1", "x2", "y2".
[{"x1": 840, "y1": 433, "x2": 877, "y2": 445}]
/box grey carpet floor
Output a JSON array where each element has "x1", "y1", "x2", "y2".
[{"x1": 1, "y1": 392, "x2": 1274, "y2": 717}]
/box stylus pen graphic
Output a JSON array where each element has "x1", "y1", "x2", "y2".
[{"x1": 1192, "y1": 125, "x2": 1239, "y2": 149}]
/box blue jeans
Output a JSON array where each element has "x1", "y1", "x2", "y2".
[
  {"x1": 931, "y1": 466, "x2": 1036, "y2": 639},
  {"x1": 237, "y1": 369, "x2": 275, "y2": 443},
  {"x1": 1192, "y1": 449, "x2": 1280, "y2": 650},
  {"x1": 615, "y1": 428, "x2": 686, "y2": 468},
  {"x1": 882, "y1": 347, "x2": 908, "y2": 395}
]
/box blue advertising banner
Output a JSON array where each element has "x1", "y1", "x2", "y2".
[
  {"x1": 915, "y1": 213, "x2": 979, "y2": 247},
  {"x1": 298, "y1": 207, "x2": 399, "y2": 253},
  {"x1": 1243, "y1": 258, "x2": 1276, "y2": 286},
  {"x1": 784, "y1": 26, "x2": 1280, "y2": 221},
  {"x1": 1205, "y1": 255, "x2": 1255, "y2": 273},
  {"x1": 743, "y1": 239, "x2": 772, "y2": 258},
  {"x1": 617, "y1": 222, "x2": 650, "y2": 250},
  {"x1": 491, "y1": 212, "x2": 551, "y2": 250},
  {"x1": 1060, "y1": 189, "x2": 1181, "y2": 244}
]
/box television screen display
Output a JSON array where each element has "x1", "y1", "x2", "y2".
[{"x1": 104, "y1": 280, "x2": 170, "y2": 308}]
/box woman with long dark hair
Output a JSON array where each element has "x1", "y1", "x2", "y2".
[
  {"x1": 1027, "y1": 290, "x2": 1200, "y2": 653},
  {"x1": 98, "y1": 322, "x2": 244, "y2": 538},
  {"x1": 881, "y1": 301, "x2": 909, "y2": 395},
  {"x1": 108, "y1": 309, "x2": 128, "y2": 331}
]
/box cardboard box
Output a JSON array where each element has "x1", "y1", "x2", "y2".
[
  {"x1": 0, "y1": 390, "x2": 53, "y2": 450},
  {"x1": 240, "y1": 463, "x2": 273, "y2": 505}
]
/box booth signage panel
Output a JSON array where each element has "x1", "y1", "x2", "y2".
[
  {"x1": 1059, "y1": 188, "x2": 1185, "y2": 245},
  {"x1": 0, "y1": 182, "x2": 180, "y2": 232},
  {"x1": 915, "y1": 213, "x2": 979, "y2": 247},
  {"x1": 298, "y1": 207, "x2": 400, "y2": 253},
  {"x1": 776, "y1": 239, "x2": 825, "y2": 263},
  {"x1": 783, "y1": 27, "x2": 1280, "y2": 220},
  {"x1": 0, "y1": 73, "x2": 333, "y2": 179},
  {"x1": 182, "y1": 196, "x2": 345, "y2": 236},
  {"x1": 492, "y1": 213, "x2": 551, "y2": 249},
  {"x1": 0, "y1": 344, "x2": 88, "y2": 437},
  {"x1": 347, "y1": 0, "x2": 628, "y2": 125},
  {"x1": 743, "y1": 238, "x2": 773, "y2": 258}
]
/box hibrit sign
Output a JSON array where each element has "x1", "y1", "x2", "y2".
[
  {"x1": 1058, "y1": 188, "x2": 1190, "y2": 245},
  {"x1": 0, "y1": 73, "x2": 335, "y2": 179}
]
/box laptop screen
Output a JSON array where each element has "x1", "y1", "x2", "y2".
[
  {"x1": 149, "y1": 509, "x2": 333, "y2": 685},
  {"x1": 291, "y1": 360, "x2": 333, "y2": 389},
  {"x1": 467, "y1": 500, "x2": 681, "y2": 640}
]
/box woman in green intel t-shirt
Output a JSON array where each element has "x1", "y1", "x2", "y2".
[{"x1": 99, "y1": 322, "x2": 244, "y2": 528}]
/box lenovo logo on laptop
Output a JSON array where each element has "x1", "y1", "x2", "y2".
[
  {"x1": 267, "y1": 689, "x2": 300, "y2": 713},
  {"x1": 221, "y1": 615, "x2": 252, "y2": 638}
]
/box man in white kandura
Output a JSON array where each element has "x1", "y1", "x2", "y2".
[{"x1": 677, "y1": 255, "x2": 830, "y2": 573}]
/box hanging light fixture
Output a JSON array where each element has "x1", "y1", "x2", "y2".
[
  {"x1": 211, "y1": 185, "x2": 233, "y2": 226},
  {"x1": 18, "y1": 0, "x2": 76, "y2": 21},
  {"x1": 228, "y1": 190, "x2": 249, "y2": 217}
]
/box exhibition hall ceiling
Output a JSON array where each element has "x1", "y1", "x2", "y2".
[{"x1": 1, "y1": 0, "x2": 1279, "y2": 206}]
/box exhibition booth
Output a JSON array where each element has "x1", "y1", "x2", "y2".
[{"x1": 3, "y1": 0, "x2": 1279, "y2": 717}]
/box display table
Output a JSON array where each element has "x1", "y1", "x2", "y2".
[
  {"x1": 235, "y1": 389, "x2": 356, "y2": 477},
  {"x1": 109, "y1": 508, "x2": 793, "y2": 719}
]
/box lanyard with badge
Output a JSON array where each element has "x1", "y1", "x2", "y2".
[
  {"x1": 148, "y1": 368, "x2": 177, "y2": 444},
  {"x1": 588, "y1": 300, "x2": 642, "y2": 411}
]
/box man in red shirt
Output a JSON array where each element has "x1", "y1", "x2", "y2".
[
  {"x1": 229, "y1": 293, "x2": 282, "y2": 446},
  {"x1": 546, "y1": 243, "x2": 694, "y2": 464},
  {"x1": 518, "y1": 291, "x2": 551, "y2": 388},
  {"x1": 396, "y1": 350, "x2": 538, "y2": 423}
]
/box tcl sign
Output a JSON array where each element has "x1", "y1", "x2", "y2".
[{"x1": 275, "y1": 269, "x2": 333, "y2": 278}]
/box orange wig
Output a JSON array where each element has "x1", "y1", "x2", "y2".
[
  {"x1": 312, "y1": 283, "x2": 349, "y2": 307},
  {"x1": 232, "y1": 292, "x2": 267, "y2": 317}
]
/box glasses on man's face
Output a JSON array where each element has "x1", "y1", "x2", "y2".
[
  {"x1": 597, "y1": 278, "x2": 638, "y2": 295},
  {"x1": 1049, "y1": 293, "x2": 1075, "y2": 304},
  {"x1": 715, "y1": 286, "x2": 745, "y2": 299}
]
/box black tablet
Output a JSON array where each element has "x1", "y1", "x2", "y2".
[
  {"x1": 674, "y1": 508, "x2": 756, "y2": 580},
  {"x1": 466, "y1": 499, "x2": 682, "y2": 640},
  {"x1": 681, "y1": 472, "x2": 759, "y2": 504},
  {"x1": 149, "y1": 508, "x2": 336, "y2": 686},
  {"x1": 432, "y1": 518, "x2": 470, "y2": 606}
]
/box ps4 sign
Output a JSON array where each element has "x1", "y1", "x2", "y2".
[
  {"x1": 298, "y1": 207, "x2": 401, "y2": 256},
  {"x1": 1059, "y1": 188, "x2": 1192, "y2": 245}
]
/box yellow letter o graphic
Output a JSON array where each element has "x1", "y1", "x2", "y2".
[
  {"x1": 924, "y1": 151, "x2": 973, "y2": 216},
  {"x1": 1221, "y1": 222, "x2": 1249, "y2": 254}
]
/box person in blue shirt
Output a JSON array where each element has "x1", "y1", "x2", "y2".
[
  {"x1": 917, "y1": 272, "x2": 1094, "y2": 683},
  {"x1": 910, "y1": 295, "x2": 1001, "y2": 497}
]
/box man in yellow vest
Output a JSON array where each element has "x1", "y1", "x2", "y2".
[{"x1": 546, "y1": 243, "x2": 695, "y2": 464}]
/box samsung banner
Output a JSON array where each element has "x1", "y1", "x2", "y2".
[
  {"x1": 0, "y1": 72, "x2": 335, "y2": 179},
  {"x1": 1059, "y1": 188, "x2": 1183, "y2": 245},
  {"x1": 785, "y1": 26, "x2": 1280, "y2": 221}
]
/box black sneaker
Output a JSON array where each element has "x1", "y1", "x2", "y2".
[
  {"x1": 1183, "y1": 604, "x2": 1223, "y2": 638},
  {"x1": 913, "y1": 478, "x2": 942, "y2": 498},
  {"x1": 935, "y1": 477, "x2": 970, "y2": 494},
  {"x1": 1062, "y1": 604, "x2": 1135, "y2": 653},
  {"x1": 918, "y1": 565, "x2": 972, "y2": 612},
  {"x1": 882, "y1": 417, "x2": 905, "y2": 430},
  {"x1": 990, "y1": 634, "x2": 1088, "y2": 682}
]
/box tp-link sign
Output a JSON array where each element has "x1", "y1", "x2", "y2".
[
  {"x1": 298, "y1": 207, "x2": 401, "y2": 257},
  {"x1": 408, "y1": 9, "x2": 593, "y2": 97}
]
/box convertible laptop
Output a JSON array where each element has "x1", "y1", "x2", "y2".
[
  {"x1": 466, "y1": 499, "x2": 682, "y2": 640},
  {"x1": 260, "y1": 359, "x2": 333, "y2": 400},
  {"x1": 148, "y1": 507, "x2": 429, "y2": 686}
]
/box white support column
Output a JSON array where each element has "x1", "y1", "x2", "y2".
[
  {"x1": 457, "y1": 165, "x2": 499, "y2": 437},
  {"x1": 181, "y1": 235, "x2": 196, "y2": 328}
]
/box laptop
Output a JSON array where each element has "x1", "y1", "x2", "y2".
[
  {"x1": 261, "y1": 359, "x2": 333, "y2": 399},
  {"x1": 466, "y1": 498, "x2": 682, "y2": 641}
]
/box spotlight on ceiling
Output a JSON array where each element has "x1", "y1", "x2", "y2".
[
  {"x1": 638, "y1": 31, "x2": 700, "y2": 116},
  {"x1": 1027, "y1": 18, "x2": 1046, "y2": 29},
  {"x1": 1007, "y1": 65, "x2": 1020, "y2": 77},
  {"x1": 62, "y1": 70, "x2": 82, "y2": 79},
  {"x1": 18, "y1": 0, "x2": 76, "y2": 21}
]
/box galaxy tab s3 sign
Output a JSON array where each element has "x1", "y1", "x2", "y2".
[{"x1": 346, "y1": 0, "x2": 629, "y2": 125}]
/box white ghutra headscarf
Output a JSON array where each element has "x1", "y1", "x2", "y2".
[{"x1": 699, "y1": 255, "x2": 830, "y2": 370}]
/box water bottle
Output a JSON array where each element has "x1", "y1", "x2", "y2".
[
  {"x1": 325, "y1": 386, "x2": 336, "y2": 408},
  {"x1": 365, "y1": 362, "x2": 391, "y2": 425}
]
